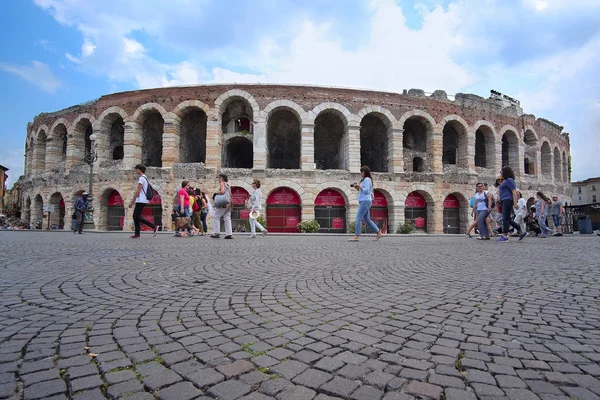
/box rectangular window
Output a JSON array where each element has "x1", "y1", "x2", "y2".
[
  {"x1": 592, "y1": 185, "x2": 597, "y2": 191},
  {"x1": 579, "y1": 196, "x2": 582, "y2": 201},
  {"x1": 578, "y1": 186, "x2": 582, "y2": 193},
  {"x1": 594, "y1": 195, "x2": 597, "y2": 203}
]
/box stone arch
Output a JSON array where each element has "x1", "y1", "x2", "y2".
[
  {"x1": 261, "y1": 100, "x2": 308, "y2": 123},
  {"x1": 314, "y1": 108, "x2": 347, "y2": 170},
  {"x1": 442, "y1": 191, "x2": 468, "y2": 234},
  {"x1": 401, "y1": 185, "x2": 436, "y2": 233},
  {"x1": 400, "y1": 110, "x2": 435, "y2": 173},
  {"x1": 215, "y1": 90, "x2": 260, "y2": 122},
  {"x1": 313, "y1": 182, "x2": 353, "y2": 205},
  {"x1": 132, "y1": 105, "x2": 166, "y2": 167},
  {"x1": 97, "y1": 187, "x2": 126, "y2": 231},
  {"x1": 223, "y1": 136, "x2": 253, "y2": 168},
  {"x1": 359, "y1": 111, "x2": 393, "y2": 172},
  {"x1": 32, "y1": 193, "x2": 44, "y2": 226},
  {"x1": 33, "y1": 126, "x2": 48, "y2": 173},
  {"x1": 48, "y1": 192, "x2": 65, "y2": 229},
  {"x1": 473, "y1": 121, "x2": 496, "y2": 170},
  {"x1": 70, "y1": 114, "x2": 95, "y2": 165},
  {"x1": 440, "y1": 115, "x2": 469, "y2": 167},
  {"x1": 311, "y1": 103, "x2": 353, "y2": 126},
  {"x1": 262, "y1": 180, "x2": 306, "y2": 202},
  {"x1": 500, "y1": 126, "x2": 520, "y2": 172},
  {"x1": 540, "y1": 140, "x2": 552, "y2": 178},
  {"x1": 523, "y1": 127, "x2": 538, "y2": 175},
  {"x1": 266, "y1": 106, "x2": 302, "y2": 169},
  {"x1": 49, "y1": 119, "x2": 69, "y2": 166},
  {"x1": 96, "y1": 107, "x2": 128, "y2": 162},
  {"x1": 553, "y1": 146, "x2": 562, "y2": 181},
  {"x1": 356, "y1": 106, "x2": 396, "y2": 125},
  {"x1": 173, "y1": 102, "x2": 208, "y2": 164}
]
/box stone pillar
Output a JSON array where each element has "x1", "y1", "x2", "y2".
[
  {"x1": 92, "y1": 121, "x2": 111, "y2": 165},
  {"x1": 301, "y1": 202, "x2": 315, "y2": 224},
  {"x1": 465, "y1": 128, "x2": 476, "y2": 173},
  {"x1": 66, "y1": 127, "x2": 85, "y2": 172},
  {"x1": 492, "y1": 138, "x2": 502, "y2": 175},
  {"x1": 123, "y1": 121, "x2": 142, "y2": 169},
  {"x1": 431, "y1": 127, "x2": 443, "y2": 174},
  {"x1": 25, "y1": 148, "x2": 33, "y2": 176},
  {"x1": 162, "y1": 113, "x2": 181, "y2": 167},
  {"x1": 389, "y1": 127, "x2": 404, "y2": 173},
  {"x1": 301, "y1": 122, "x2": 315, "y2": 171},
  {"x1": 389, "y1": 204, "x2": 404, "y2": 234},
  {"x1": 431, "y1": 202, "x2": 444, "y2": 234},
  {"x1": 253, "y1": 120, "x2": 267, "y2": 170},
  {"x1": 31, "y1": 141, "x2": 46, "y2": 175},
  {"x1": 516, "y1": 142, "x2": 524, "y2": 178},
  {"x1": 45, "y1": 137, "x2": 62, "y2": 172},
  {"x1": 347, "y1": 125, "x2": 361, "y2": 173},
  {"x1": 205, "y1": 109, "x2": 222, "y2": 170}
]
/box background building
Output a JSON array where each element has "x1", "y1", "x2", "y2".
[
  {"x1": 572, "y1": 177, "x2": 600, "y2": 205},
  {"x1": 0, "y1": 165, "x2": 8, "y2": 215},
  {"x1": 19, "y1": 84, "x2": 572, "y2": 233}
]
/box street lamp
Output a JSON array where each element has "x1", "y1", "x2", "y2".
[{"x1": 84, "y1": 133, "x2": 98, "y2": 230}]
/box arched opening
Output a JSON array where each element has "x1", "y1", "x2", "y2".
[
  {"x1": 141, "y1": 111, "x2": 164, "y2": 167},
  {"x1": 73, "y1": 118, "x2": 93, "y2": 165},
  {"x1": 266, "y1": 187, "x2": 301, "y2": 232},
  {"x1": 35, "y1": 131, "x2": 47, "y2": 173},
  {"x1": 179, "y1": 108, "x2": 207, "y2": 163},
  {"x1": 84, "y1": 125, "x2": 93, "y2": 155},
  {"x1": 314, "y1": 111, "x2": 346, "y2": 170},
  {"x1": 523, "y1": 130, "x2": 537, "y2": 175},
  {"x1": 47, "y1": 124, "x2": 68, "y2": 169},
  {"x1": 141, "y1": 192, "x2": 162, "y2": 231},
  {"x1": 222, "y1": 98, "x2": 254, "y2": 134},
  {"x1": 360, "y1": 113, "x2": 389, "y2": 172},
  {"x1": 230, "y1": 187, "x2": 250, "y2": 232},
  {"x1": 554, "y1": 148, "x2": 562, "y2": 181},
  {"x1": 442, "y1": 121, "x2": 467, "y2": 166},
  {"x1": 33, "y1": 194, "x2": 44, "y2": 228},
  {"x1": 106, "y1": 190, "x2": 125, "y2": 231},
  {"x1": 403, "y1": 116, "x2": 432, "y2": 173},
  {"x1": 474, "y1": 130, "x2": 486, "y2": 167},
  {"x1": 24, "y1": 197, "x2": 31, "y2": 223},
  {"x1": 405, "y1": 192, "x2": 427, "y2": 233},
  {"x1": 267, "y1": 109, "x2": 301, "y2": 169},
  {"x1": 370, "y1": 190, "x2": 389, "y2": 233},
  {"x1": 223, "y1": 137, "x2": 253, "y2": 168},
  {"x1": 443, "y1": 194, "x2": 461, "y2": 234},
  {"x1": 474, "y1": 126, "x2": 494, "y2": 169},
  {"x1": 541, "y1": 142, "x2": 552, "y2": 178},
  {"x1": 49, "y1": 192, "x2": 65, "y2": 229},
  {"x1": 413, "y1": 157, "x2": 424, "y2": 172},
  {"x1": 314, "y1": 189, "x2": 347, "y2": 233},
  {"x1": 501, "y1": 130, "x2": 519, "y2": 171},
  {"x1": 110, "y1": 116, "x2": 125, "y2": 161}
]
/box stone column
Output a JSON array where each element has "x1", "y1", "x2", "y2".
[
  {"x1": 205, "y1": 109, "x2": 222, "y2": 170},
  {"x1": 492, "y1": 138, "x2": 502, "y2": 175},
  {"x1": 465, "y1": 128, "x2": 476, "y2": 173},
  {"x1": 92, "y1": 121, "x2": 111, "y2": 165},
  {"x1": 45, "y1": 137, "x2": 62, "y2": 172},
  {"x1": 162, "y1": 113, "x2": 181, "y2": 167},
  {"x1": 301, "y1": 202, "x2": 315, "y2": 224},
  {"x1": 515, "y1": 142, "x2": 524, "y2": 178},
  {"x1": 66, "y1": 127, "x2": 85, "y2": 172},
  {"x1": 253, "y1": 120, "x2": 267, "y2": 170},
  {"x1": 123, "y1": 121, "x2": 142, "y2": 169},
  {"x1": 431, "y1": 202, "x2": 444, "y2": 234},
  {"x1": 389, "y1": 204, "x2": 404, "y2": 234},
  {"x1": 431, "y1": 126, "x2": 443, "y2": 174},
  {"x1": 25, "y1": 148, "x2": 33, "y2": 176},
  {"x1": 301, "y1": 122, "x2": 315, "y2": 171},
  {"x1": 347, "y1": 124, "x2": 361, "y2": 173},
  {"x1": 31, "y1": 141, "x2": 46, "y2": 175},
  {"x1": 389, "y1": 127, "x2": 404, "y2": 173}
]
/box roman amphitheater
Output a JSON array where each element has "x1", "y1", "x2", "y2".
[{"x1": 20, "y1": 84, "x2": 571, "y2": 234}]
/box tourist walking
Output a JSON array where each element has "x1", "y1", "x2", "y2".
[
  {"x1": 73, "y1": 192, "x2": 89, "y2": 234},
  {"x1": 248, "y1": 179, "x2": 268, "y2": 238},
  {"x1": 211, "y1": 173, "x2": 233, "y2": 239},
  {"x1": 201, "y1": 191, "x2": 211, "y2": 233},
  {"x1": 465, "y1": 188, "x2": 479, "y2": 238},
  {"x1": 474, "y1": 183, "x2": 492, "y2": 240},
  {"x1": 128, "y1": 164, "x2": 159, "y2": 238},
  {"x1": 550, "y1": 195, "x2": 564, "y2": 236},
  {"x1": 513, "y1": 191, "x2": 527, "y2": 235},
  {"x1": 536, "y1": 191, "x2": 554, "y2": 238},
  {"x1": 496, "y1": 167, "x2": 526, "y2": 242},
  {"x1": 192, "y1": 189, "x2": 206, "y2": 236},
  {"x1": 348, "y1": 166, "x2": 383, "y2": 242}
]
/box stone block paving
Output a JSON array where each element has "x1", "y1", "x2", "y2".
[{"x1": 0, "y1": 231, "x2": 599, "y2": 399}]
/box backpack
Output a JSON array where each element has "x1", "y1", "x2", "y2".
[{"x1": 142, "y1": 176, "x2": 154, "y2": 200}]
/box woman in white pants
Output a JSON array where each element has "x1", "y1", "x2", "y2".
[
  {"x1": 513, "y1": 191, "x2": 527, "y2": 234},
  {"x1": 210, "y1": 174, "x2": 233, "y2": 239},
  {"x1": 249, "y1": 179, "x2": 268, "y2": 238}
]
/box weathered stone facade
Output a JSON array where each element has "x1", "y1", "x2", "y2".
[{"x1": 20, "y1": 84, "x2": 572, "y2": 233}]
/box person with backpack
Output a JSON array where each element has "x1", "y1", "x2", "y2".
[
  {"x1": 348, "y1": 165, "x2": 383, "y2": 242},
  {"x1": 497, "y1": 166, "x2": 527, "y2": 242},
  {"x1": 128, "y1": 164, "x2": 159, "y2": 238}
]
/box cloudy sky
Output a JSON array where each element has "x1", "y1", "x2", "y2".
[{"x1": 1, "y1": 0, "x2": 598, "y2": 186}]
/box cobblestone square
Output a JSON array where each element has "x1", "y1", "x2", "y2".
[{"x1": 1, "y1": 232, "x2": 599, "y2": 399}]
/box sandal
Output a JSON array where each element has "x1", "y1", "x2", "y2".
[{"x1": 348, "y1": 238, "x2": 359, "y2": 242}]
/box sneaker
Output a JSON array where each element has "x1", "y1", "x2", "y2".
[
  {"x1": 130, "y1": 235, "x2": 140, "y2": 239},
  {"x1": 263, "y1": 230, "x2": 268, "y2": 236},
  {"x1": 153, "y1": 226, "x2": 160, "y2": 237},
  {"x1": 540, "y1": 235, "x2": 547, "y2": 238},
  {"x1": 497, "y1": 236, "x2": 509, "y2": 242},
  {"x1": 210, "y1": 234, "x2": 220, "y2": 239},
  {"x1": 464, "y1": 233, "x2": 472, "y2": 238},
  {"x1": 518, "y1": 232, "x2": 527, "y2": 241},
  {"x1": 249, "y1": 235, "x2": 256, "y2": 239},
  {"x1": 224, "y1": 235, "x2": 233, "y2": 239}
]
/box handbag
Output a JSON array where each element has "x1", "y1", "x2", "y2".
[
  {"x1": 213, "y1": 186, "x2": 231, "y2": 208},
  {"x1": 176, "y1": 216, "x2": 191, "y2": 230},
  {"x1": 245, "y1": 196, "x2": 252, "y2": 210}
]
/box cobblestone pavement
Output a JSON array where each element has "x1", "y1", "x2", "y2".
[{"x1": 1, "y1": 232, "x2": 600, "y2": 400}]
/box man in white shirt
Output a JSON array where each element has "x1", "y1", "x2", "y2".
[{"x1": 128, "y1": 164, "x2": 159, "y2": 238}]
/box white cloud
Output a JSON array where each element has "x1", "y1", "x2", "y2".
[
  {"x1": 0, "y1": 61, "x2": 61, "y2": 93},
  {"x1": 65, "y1": 52, "x2": 81, "y2": 63},
  {"x1": 81, "y1": 38, "x2": 96, "y2": 57},
  {"x1": 0, "y1": 149, "x2": 25, "y2": 187}
]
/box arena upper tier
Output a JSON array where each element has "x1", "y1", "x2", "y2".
[{"x1": 20, "y1": 84, "x2": 571, "y2": 234}]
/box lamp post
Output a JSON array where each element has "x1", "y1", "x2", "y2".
[{"x1": 84, "y1": 134, "x2": 98, "y2": 230}]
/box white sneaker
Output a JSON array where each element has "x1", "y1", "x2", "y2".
[
  {"x1": 249, "y1": 235, "x2": 256, "y2": 238},
  {"x1": 262, "y1": 230, "x2": 268, "y2": 236}
]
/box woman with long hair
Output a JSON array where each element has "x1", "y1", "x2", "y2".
[
  {"x1": 536, "y1": 191, "x2": 554, "y2": 238},
  {"x1": 210, "y1": 174, "x2": 233, "y2": 239},
  {"x1": 497, "y1": 166, "x2": 527, "y2": 242},
  {"x1": 348, "y1": 166, "x2": 383, "y2": 242},
  {"x1": 248, "y1": 179, "x2": 268, "y2": 238}
]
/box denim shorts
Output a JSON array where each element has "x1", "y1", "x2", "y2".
[{"x1": 552, "y1": 214, "x2": 561, "y2": 227}]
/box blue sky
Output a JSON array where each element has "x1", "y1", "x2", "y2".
[{"x1": 1, "y1": 0, "x2": 599, "y2": 186}]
